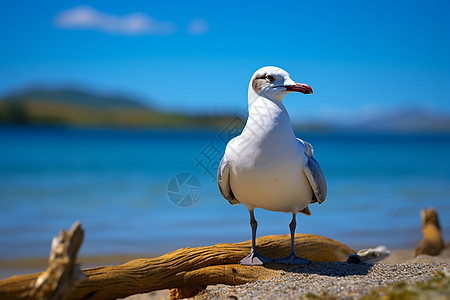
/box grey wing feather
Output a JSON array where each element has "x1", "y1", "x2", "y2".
[
  {"x1": 217, "y1": 157, "x2": 240, "y2": 205},
  {"x1": 297, "y1": 138, "x2": 314, "y2": 157},
  {"x1": 303, "y1": 155, "x2": 327, "y2": 204},
  {"x1": 297, "y1": 138, "x2": 327, "y2": 203}
]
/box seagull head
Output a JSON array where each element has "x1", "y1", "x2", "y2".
[{"x1": 249, "y1": 66, "x2": 313, "y2": 102}]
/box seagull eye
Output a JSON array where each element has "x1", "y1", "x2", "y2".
[{"x1": 265, "y1": 75, "x2": 275, "y2": 82}]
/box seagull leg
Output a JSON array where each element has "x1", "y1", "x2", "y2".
[
  {"x1": 239, "y1": 209, "x2": 273, "y2": 265},
  {"x1": 273, "y1": 212, "x2": 311, "y2": 265}
]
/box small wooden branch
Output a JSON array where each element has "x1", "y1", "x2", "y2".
[
  {"x1": 0, "y1": 234, "x2": 354, "y2": 300},
  {"x1": 414, "y1": 207, "x2": 445, "y2": 257},
  {"x1": 25, "y1": 221, "x2": 84, "y2": 300}
]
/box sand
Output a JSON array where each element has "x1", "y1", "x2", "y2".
[{"x1": 194, "y1": 262, "x2": 449, "y2": 299}]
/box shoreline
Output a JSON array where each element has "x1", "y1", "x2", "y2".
[{"x1": 0, "y1": 254, "x2": 155, "y2": 280}]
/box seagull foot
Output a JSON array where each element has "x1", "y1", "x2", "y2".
[
  {"x1": 273, "y1": 252, "x2": 311, "y2": 265},
  {"x1": 239, "y1": 250, "x2": 273, "y2": 265}
]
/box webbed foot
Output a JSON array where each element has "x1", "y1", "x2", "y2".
[
  {"x1": 239, "y1": 250, "x2": 273, "y2": 265},
  {"x1": 273, "y1": 252, "x2": 311, "y2": 265}
]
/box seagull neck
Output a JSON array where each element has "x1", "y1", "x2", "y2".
[
  {"x1": 246, "y1": 94, "x2": 293, "y2": 136},
  {"x1": 247, "y1": 94, "x2": 289, "y2": 119}
]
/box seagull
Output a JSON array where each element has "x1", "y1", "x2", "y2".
[{"x1": 217, "y1": 66, "x2": 327, "y2": 265}]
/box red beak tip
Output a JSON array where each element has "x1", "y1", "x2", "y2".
[{"x1": 285, "y1": 83, "x2": 313, "y2": 94}]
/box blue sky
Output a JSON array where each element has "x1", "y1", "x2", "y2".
[{"x1": 0, "y1": 0, "x2": 449, "y2": 122}]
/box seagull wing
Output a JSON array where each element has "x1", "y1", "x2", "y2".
[
  {"x1": 297, "y1": 138, "x2": 327, "y2": 204},
  {"x1": 217, "y1": 156, "x2": 240, "y2": 205}
]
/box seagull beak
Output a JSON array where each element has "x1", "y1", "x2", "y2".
[{"x1": 284, "y1": 83, "x2": 313, "y2": 94}]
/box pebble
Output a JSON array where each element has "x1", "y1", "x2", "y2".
[{"x1": 194, "y1": 262, "x2": 449, "y2": 299}]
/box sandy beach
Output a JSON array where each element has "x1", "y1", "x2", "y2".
[
  {"x1": 2, "y1": 245, "x2": 448, "y2": 299},
  {"x1": 194, "y1": 262, "x2": 449, "y2": 300}
]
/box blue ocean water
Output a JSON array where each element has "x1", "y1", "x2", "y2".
[{"x1": 0, "y1": 126, "x2": 449, "y2": 259}]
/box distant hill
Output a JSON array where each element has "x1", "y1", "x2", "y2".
[
  {"x1": 0, "y1": 88, "x2": 236, "y2": 128},
  {"x1": 5, "y1": 88, "x2": 148, "y2": 109},
  {"x1": 335, "y1": 107, "x2": 450, "y2": 134}
]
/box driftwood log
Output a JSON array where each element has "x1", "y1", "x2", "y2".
[{"x1": 0, "y1": 233, "x2": 354, "y2": 300}]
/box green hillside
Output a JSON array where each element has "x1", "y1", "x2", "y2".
[{"x1": 0, "y1": 88, "x2": 236, "y2": 128}]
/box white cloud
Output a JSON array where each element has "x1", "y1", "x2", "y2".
[
  {"x1": 53, "y1": 6, "x2": 176, "y2": 35},
  {"x1": 186, "y1": 19, "x2": 209, "y2": 35}
]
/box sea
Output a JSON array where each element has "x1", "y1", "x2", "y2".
[{"x1": 0, "y1": 126, "x2": 449, "y2": 261}]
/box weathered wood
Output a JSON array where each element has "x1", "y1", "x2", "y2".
[
  {"x1": 0, "y1": 234, "x2": 354, "y2": 300},
  {"x1": 414, "y1": 207, "x2": 445, "y2": 257},
  {"x1": 14, "y1": 222, "x2": 84, "y2": 300},
  {"x1": 24, "y1": 221, "x2": 84, "y2": 300}
]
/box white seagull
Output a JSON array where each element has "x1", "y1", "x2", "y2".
[{"x1": 217, "y1": 66, "x2": 327, "y2": 265}]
